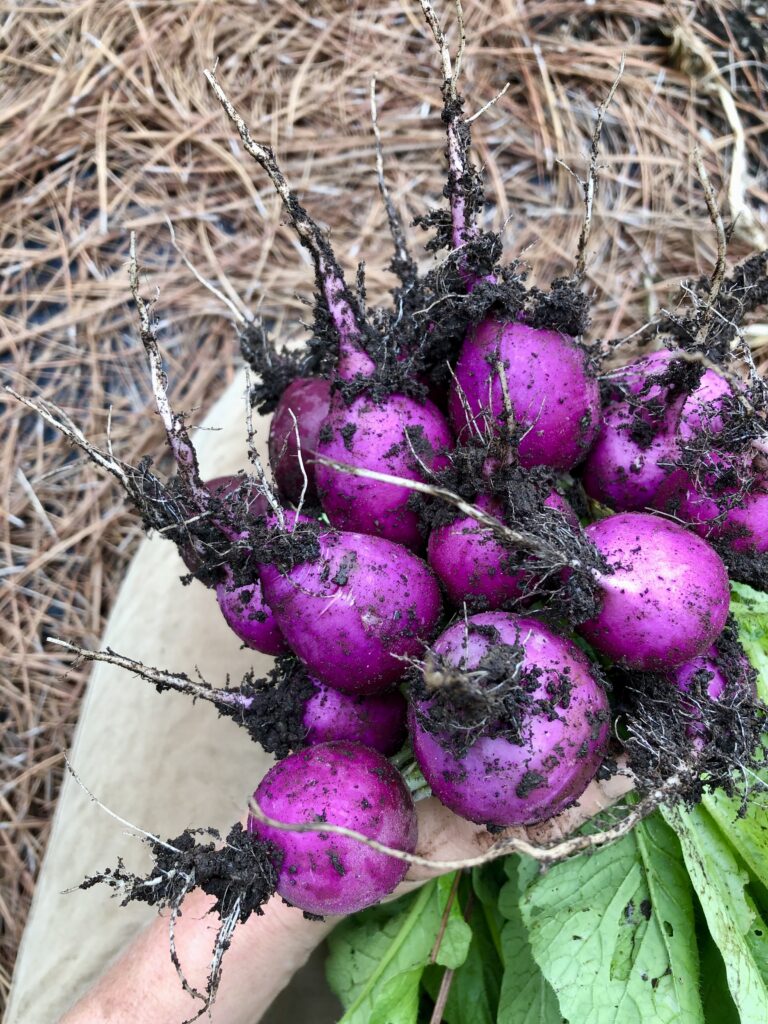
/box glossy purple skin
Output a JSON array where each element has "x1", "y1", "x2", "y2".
[
  {"x1": 579, "y1": 513, "x2": 730, "y2": 671},
  {"x1": 216, "y1": 572, "x2": 288, "y2": 656},
  {"x1": 411, "y1": 613, "x2": 609, "y2": 827},
  {"x1": 581, "y1": 398, "x2": 680, "y2": 512},
  {"x1": 655, "y1": 464, "x2": 768, "y2": 554},
  {"x1": 260, "y1": 530, "x2": 442, "y2": 694},
  {"x1": 315, "y1": 393, "x2": 453, "y2": 549},
  {"x1": 248, "y1": 741, "x2": 417, "y2": 916},
  {"x1": 269, "y1": 377, "x2": 332, "y2": 505},
  {"x1": 712, "y1": 490, "x2": 768, "y2": 553},
  {"x1": 427, "y1": 492, "x2": 576, "y2": 607},
  {"x1": 448, "y1": 320, "x2": 600, "y2": 470},
  {"x1": 303, "y1": 682, "x2": 407, "y2": 756}
]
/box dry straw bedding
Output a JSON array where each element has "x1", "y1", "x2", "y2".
[{"x1": 1, "y1": 0, "x2": 766, "y2": 1008}]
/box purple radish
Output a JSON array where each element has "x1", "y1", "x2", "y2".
[
  {"x1": 578, "y1": 512, "x2": 730, "y2": 670},
  {"x1": 448, "y1": 320, "x2": 600, "y2": 471},
  {"x1": 667, "y1": 644, "x2": 756, "y2": 747},
  {"x1": 655, "y1": 460, "x2": 768, "y2": 556},
  {"x1": 581, "y1": 393, "x2": 683, "y2": 511},
  {"x1": 180, "y1": 475, "x2": 266, "y2": 573},
  {"x1": 260, "y1": 529, "x2": 442, "y2": 694},
  {"x1": 410, "y1": 612, "x2": 609, "y2": 827},
  {"x1": 679, "y1": 369, "x2": 734, "y2": 440},
  {"x1": 268, "y1": 377, "x2": 332, "y2": 504},
  {"x1": 215, "y1": 508, "x2": 314, "y2": 657},
  {"x1": 427, "y1": 491, "x2": 577, "y2": 607},
  {"x1": 315, "y1": 392, "x2": 453, "y2": 549},
  {"x1": 608, "y1": 350, "x2": 734, "y2": 440},
  {"x1": 582, "y1": 350, "x2": 720, "y2": 512},
  {"x1": 216, "y1": 569, "x2": 288, "y2": 656},
  {"x1": 248, "y1": 741, "x2": 417, "y2": 915},
  {"x1": 303, "y1": 682, "x2": 407, "y2": 755},
  {"x1": 607, "y1": 349, "x2": 676, "y2": 398}
]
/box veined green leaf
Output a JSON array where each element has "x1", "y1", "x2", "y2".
[
  {"x1": 664, "y1": 802, "x2": 768, "y2": 1024},
  {"x1": 520, "y1": 812, "x2": 702, "y2": 1024},
  {"x1": 703, "y1": 787, "x2": 768, "y2": 893},
  {"x1": 498, "y1": 859, "x2": 561, "y2": 1024},
  {"x1": 731, "y1": 583, "x2": 768, "y2": 701},
  {"x1": 326, "y1": 877, "x2": 471, "y2": 1024}
]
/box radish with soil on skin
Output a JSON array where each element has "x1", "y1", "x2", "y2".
[
  {"x1": 581, "y1": 351, "x2": 699, "y2": 512},
  {"x1": 417, "y1": 10, "x2": 601, "y2": 471},
  {"x1": 580, "y1": 389, "x2": 686, "y2": 512},
  {"x1": 578, "y1": 512, "x2": 730, "y2": 670},
  {"x1": 215, "y1": 506, "x2": 314, "y2": 657},
  {"x1": 70, "y1": 738, "x2": 418, "y2": 1009},
  {"x1": 260, "y1": 528, "x2": 443, "y2": 694},
  {"x1": 315, "y1": 386, "x2": 454, "y2": 549},
  {"x1": 654, "y1": 458, "x2": 768, "y2": 557},
  {"x1": 581, "y1": 351, "x2": 758, "y2": 514},
  {"x1": 268, "y1": 376, "x2": 332, "y2": 505},
  {"x1": 215, "y1": 569, "x2": 289, "y2": 656},
  {"x1": 248, "y1": 741, "x2": 417, "y2": 915},
  {"x1": 678, "y1": 367, "x2": 735, "y2": 440},
  {"x1": 427, "y1": 490, "x2": 578, "y2": 607},
  {"x1": 665, "y1": 640, "x2": 757, "y2": 748},
  {"x1": 448, "y1": 321, "x2": 601, "y2": 471},
  {"x1": 302, "y1": 681, "x2": 407, "y2": 754},
  {"x1": 179, "y1": 474, "x2": 267, "y2": 573},
  {"x1": 410, "y1": 612, "x2": 610, "y2": 827}
]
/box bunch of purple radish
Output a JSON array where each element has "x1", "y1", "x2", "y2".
[{"x1": 16, "y1": 1, "x2": 767, "y2": 1016}]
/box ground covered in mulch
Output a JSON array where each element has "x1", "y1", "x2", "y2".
[{"x1": 2, "y1": 0, "x2": 766, "y2": 1008}]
